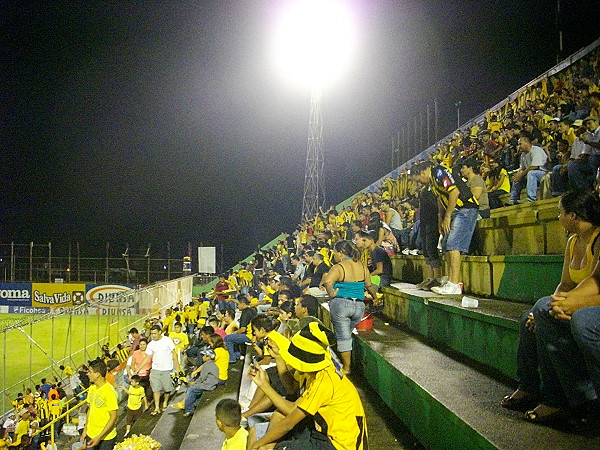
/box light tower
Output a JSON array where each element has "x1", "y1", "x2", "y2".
[
  {"x1": 302, "y1": 87, "x2": 325, "y2": 219},
  {"x1": 272, "y1": 0, "x2": 356, "y2": 220}
]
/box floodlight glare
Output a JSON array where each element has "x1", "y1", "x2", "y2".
[{"x1": 272, "y1": 0, "x2": 356, "y2": 87}]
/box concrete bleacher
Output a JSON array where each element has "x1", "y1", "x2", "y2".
[{"x1": 330, "y1": 197, "x2": 599, "y2": 449}]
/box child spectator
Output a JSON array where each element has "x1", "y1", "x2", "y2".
[
  {"x1": 118, "y1": 375, "x2": 146, "y2": 437},
  {"x1": 182, "y1": 349, "x2": 220, "y2": 417},
  {"x1": 216, "y1": 399, "x2": 248, "y2": 450}
]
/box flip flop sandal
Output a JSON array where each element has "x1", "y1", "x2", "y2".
[
  {"x1": 162, "y1": 405, "x2": 168, "y2": 412},
  {"x1": 150, "y1": 410, "x2": 160, "y2": 416},
  {"x1": 524, "y1": 407, "x2": 566, "y2": 424}
]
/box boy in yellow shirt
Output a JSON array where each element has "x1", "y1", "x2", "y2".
[
  {"x1": 118, "y1": 375, "x2": 146, "y2": 437},
  {"x1": 216, "y1": 399, "x2": 248, "y2": 450}
]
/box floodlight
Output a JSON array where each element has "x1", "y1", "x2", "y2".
[{"x1": 272, "y1": 0, "x2": 356, "y2": 87}]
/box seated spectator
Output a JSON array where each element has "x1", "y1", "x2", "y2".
[
  {"x1": 568, "y1": 116, "x2": 600, "y2": 190},
  {"x1": 182, "y1": 349, "x2": 220, "y2": 417},
  {"x1": 224, "y1": 297, "x2": 257, "y2": 364},
  {"x1": 303, "y1": 253, "x2": 330, "y2": 299},
  {"x1": 485, "y1": 161, "x2": 511, "y2": 209},
  {"x1": 367, "y1": 212, "x2": 398, "y2": 255},
  {"x1": 510, "y1": 134, "x2": 548, "y2": 204},
  {"x1": 185, "y1": 325, "x2": 214, "y2": 361},
  {"x1": 210, "y1": 334, "x2": 230, "y2": 384},
  {"x1": 357, "y1": 231, "x2": 392, "y2": 288},
  {"x1": 500, "y1": 190, "x2": 600, "y2": 423},
  {"x1": 216, "y1": 399, "x2": 248, "y2": 450},
  {"x1": 248, "y1": 322, "x2": 368, "y2": 450},
  {"x1": 460, "y1": 159, "x2": 490, "y2": 219}
]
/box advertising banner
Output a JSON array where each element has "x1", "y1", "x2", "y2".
[
  {"x1": 0, "y1": 282, "x2": 32, "y2": 307},
  {"x1": 31, "y1": 283, "x2": 86, "y2": 308},
  {"x1": 85, "y1": 284, "x2": 137, "y2": 315},
  {"x1": 9, "y1": 305, "x2": 50, "y2": 314}
]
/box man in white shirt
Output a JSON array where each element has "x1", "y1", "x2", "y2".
[
  {"x1": 510, "y1": 134, "x2": 548, "y2": 203},
  {"x1": 135, "y1": 325, "x2": 181, "y2": 415},
  {"x1": 568, "y1": 116, "x2": 600, "y2": 189}
]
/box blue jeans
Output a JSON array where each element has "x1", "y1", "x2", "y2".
[
  {"x1": 442, "y1": 207, "x2": 478, "y2": 253},
  {"x1": 184, "y1": 384, "x2": 205, "y2": 413},
  {"x1": 515, "y1": 307, "x2": 539, "y2": 394},
  {"x1": 532, "y1": 297, "x2": 599, "y2": 408},
  {"x1": 551, "y1": 164, "x2": 568, "y2": 194},
  {"x1": 568, "y1": 154, "x2": 600, "y2": 189},
  {"x1": 329, "y1": 298, "x2": 365, "y2": 353},
  {"x1": 224, "y1": 333, "x2": 250, "y2": 362},
  {"x1": 510, "y1": 169, "x2": 546, "y2": 202}
]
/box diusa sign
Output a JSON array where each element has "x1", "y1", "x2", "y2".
[{"x1": 85, "y1": 284, "x2": 135, "y2": 306}]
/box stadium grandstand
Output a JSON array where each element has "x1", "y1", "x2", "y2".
[{"x1": 2, "y1": 38, "x2": 600, "y2": 450}]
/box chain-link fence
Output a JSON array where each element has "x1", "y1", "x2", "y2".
[{"x1": 0, "y1": 275, "x2": 197, "y2": 416}]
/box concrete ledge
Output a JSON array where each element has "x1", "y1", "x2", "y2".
[
  {"x1": 352, "y1": 317, "x2": 600, "y2": 450},
  {"x1": 382, "y1": 283, "x2": 532, "y2": 379},
  {"x1": 392, "y1": 254, "x2": 563, "y2": 303},
  {"x1": 475, "y1": 197, "x2": 566, "y2": 255},
  {"x1": 178, "y1": 363, "x2": 244, "y2": 450}
]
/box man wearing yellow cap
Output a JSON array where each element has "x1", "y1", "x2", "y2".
[{"x1": 249, "y1": 322, "x2": 368, "y2": 450}]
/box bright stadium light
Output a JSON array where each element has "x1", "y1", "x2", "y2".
[{"x1": 272, "y1": 0, "x2": 357, "y2": 87}]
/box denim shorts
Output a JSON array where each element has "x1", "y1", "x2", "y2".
[
  {"x1": 442, "y1": 207, "x2": 478, "y2": 253},
  {"x1": 329, "y1": 297, "x2": 365, "y2": 353}
]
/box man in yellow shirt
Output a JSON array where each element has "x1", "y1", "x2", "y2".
[
  {"x1": 249, "y1": 322, "x2": 368, "y2": 450},
  {"x1": 81, "y1": 360, "x2": 118, "y2": 449}
]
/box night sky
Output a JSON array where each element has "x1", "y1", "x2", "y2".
[{"x1": 3, "y1": 1, "x2": 599, "y2": 268}]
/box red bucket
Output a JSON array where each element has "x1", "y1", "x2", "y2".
[{"x1": 356, "y1": 313, "x2": 373, "y2": 330}]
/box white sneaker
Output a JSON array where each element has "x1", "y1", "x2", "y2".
[
  {"x1": 409, "y1": 249, "x2": 420, "y2": 255},
  {"x1": 431, "y1": 281, "x2": 462, "y2": 295},
  {"x1": 401, "y1": 248, "x2": 410, "y2": 255}
]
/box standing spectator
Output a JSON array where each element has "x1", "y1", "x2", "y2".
[
  {"x1": 409, "y1": 168, "x2": 443, "y2": 290},
  {"x1": 510, "y1": 134, "x2": 548, "y2": 204},
  {"x1": 81, "y1": 360, "x2": 118, "y2": 449},
  {"x1": 128, "y1": 328, "x2": 141, "y2": 352},
  {"x1": 411, "y1": 162, "x2": 479, "y2": 295},
  {"x1": 118, "y1": 375, "x2": 146, "y2": 438},
  {"x1": 321, "y1": 240, "x2": 380, "y2": 374},
  {"x1": 135, "y1": 325, "x2": 181, "y2": 416},
  {"x1": 215, "y1": 274, "x2": 233, "y2": 312},
  {"x1": 131, "y1": 338, "x2": 152, "y2": 403}
]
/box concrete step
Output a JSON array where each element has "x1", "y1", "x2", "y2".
[
  {"x1": 352, "y1": 316, "x2": 600, "y2": 450},
  {"x1": 382, "y1": 282, "x2": 532, "y2": 379},
  {"x1": 391, "y1": 254, "x2": 563, "y2": 303},
  {"x1": 178, "y1": 362, "x2": 244, "y2": 449}
]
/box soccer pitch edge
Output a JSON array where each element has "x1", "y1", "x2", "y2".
[{"x1": 0, "y1": 313, "x2": 146, "y2": 400}]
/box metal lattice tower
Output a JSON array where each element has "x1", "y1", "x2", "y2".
[{"x1": 302, "y1": 87, "x2": 325, "y2": 219}]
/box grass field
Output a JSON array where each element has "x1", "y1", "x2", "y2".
[{"x1": 0, "y1": 313, "x2": 145, "y2": 409}]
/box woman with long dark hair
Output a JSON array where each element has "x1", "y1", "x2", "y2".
[
  {"x1": 321, "y1": 240, "x2": 379, "y2": 374},
  {"x1": 501, "y1": 190, "x2": 600, "y2": 423}
]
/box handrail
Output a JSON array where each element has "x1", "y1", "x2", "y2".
[{"x1": 31, "y1": 387, "x2": 91, "y2": 448}]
